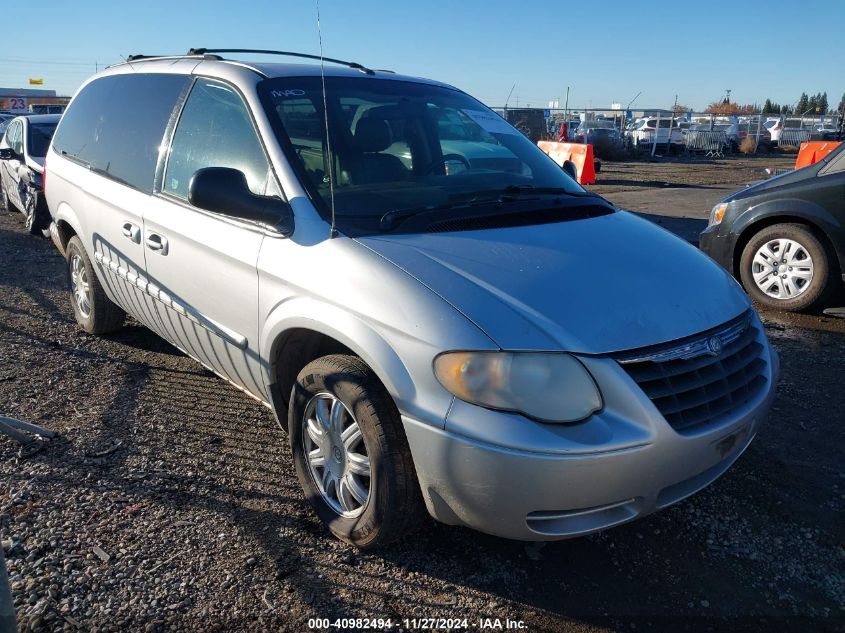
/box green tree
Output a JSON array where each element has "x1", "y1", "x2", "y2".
[
  {"x1": 818, "y1": 92, "x2": 828, "y2": 113},
  {"x1": 796, "y1": 92, "x2": 809, "y2": 114},
  {"x1": 839, "y1": 92, "x2": 845, "y2": 114}
]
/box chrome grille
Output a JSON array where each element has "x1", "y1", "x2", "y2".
[{"x1": 615, "y1": 311, "x2": 768, "y2": 433}]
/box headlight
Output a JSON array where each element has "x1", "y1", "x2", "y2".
[
  {"x1": 709, "y1": 202, "x2": 728, "y2": 226},
  {"x1": 433, "y1": 351, "x2": 602, "y2": 423}
]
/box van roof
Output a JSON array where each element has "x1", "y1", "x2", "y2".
[{"x1": 108, "y1": 51, "x2": 456, "y2": 91}]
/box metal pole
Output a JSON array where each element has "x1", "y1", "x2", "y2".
[
  {"x1": 652, "y1": 111, "x2": 661, "y2": 157},
  {"x1": 754, "y1": 112, "x2": 762, "y2": 154},
  {"x1": 564, "y1": 86, "x2": 570, "y2": 126}
]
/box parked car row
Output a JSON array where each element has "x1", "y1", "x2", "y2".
[{"x1": 1, "y1": 50, "x2": 780, "y2": 549}]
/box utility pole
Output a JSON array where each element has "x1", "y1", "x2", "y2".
[{"x1": 564, "y1": 86, "x2": 570, "y2": 122}]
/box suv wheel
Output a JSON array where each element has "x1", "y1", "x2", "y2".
[
  {"x1": 289, "y1": 354, "x2": 425, "y2": 548},
  {"x1": 739, "y1": 223, "x2": 835, "y2": 312},
  {"x1": 66, "y1": 236, "x2": 126, "y2": 334}
]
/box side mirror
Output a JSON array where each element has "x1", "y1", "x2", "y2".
[
  {"x1": 188, "y1": 167, "x2": 293, "y2": 236},
  {"x1": 562, "y1": 159, "x2": 579, "y2": 181},
  {"x1": 0, "y1": 147, "x2": 17, "y2": 160}
]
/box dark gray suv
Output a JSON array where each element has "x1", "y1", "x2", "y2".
[{"x1": 700, "y1": 143, "x2": 845, "y2": 311}]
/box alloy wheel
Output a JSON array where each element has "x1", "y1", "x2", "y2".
[
  {"x1": 302, "y1": 392, "x2": 371, "y2": 517},
  {"x1": 24, "y1": 192, "x2": 36, "y2": 231},
  {"x1": 751, "y1": 238, "x2": 814, "y2": 300},
  {"x1": 70, "y1": 254, "x2": 92, "y2": 318}
]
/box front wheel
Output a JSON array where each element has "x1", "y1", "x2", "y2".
[
  {"x1": 739, "y1": 223, "x2": 835, "y2": 312},
  {"x1": 289, "y1": 354, "x2": 425, "y2": 549}
]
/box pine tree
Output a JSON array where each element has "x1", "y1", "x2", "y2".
[
  {"x1": 763, "y1": 99, "x2": 774, "y2": 113},
  {"x1": 796, "y1": 92, "x2": 809, "y2": 114},
  {"x1": 818, "y1": 92, "x2": 828, "y2": 114}
]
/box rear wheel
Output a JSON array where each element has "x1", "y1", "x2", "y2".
[
  {"x1": 1, "y1": 181, "x2": 16, "y2": 213},
  {"x1": 66, "y1": 236, "x2": 125, "y2": 334},
  {"x1": 289, "y1": 354, "x2": 425, "y2": 549},
  {"x1": 739, "y1": 223, "x2": 835, "y2": 312},
  {"x1": 23, "y1": 189, "x2": 49, "y2": 235}
]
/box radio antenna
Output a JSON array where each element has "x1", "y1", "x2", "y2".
[{"x1": 316, "y1": 0, "x2": 337, "y2": 238}]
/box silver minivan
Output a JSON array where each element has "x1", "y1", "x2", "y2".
[{"x1": 45, "y1": 50, "x2": 778, "y2": 548}]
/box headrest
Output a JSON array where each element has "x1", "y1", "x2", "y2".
[{"x1": 353, "y1": 117, "x2": 393, "y2": 153}]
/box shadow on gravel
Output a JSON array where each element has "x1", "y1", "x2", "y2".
[
  {"x1": 108, "y1": 324, "x2": 186, "y2": 357},
  {"x1": 628, "y1": 214, "x2": 709, "y2": 245},
  {"x1": 597, "y1": 180, "x2": 722, "y2": 189}
]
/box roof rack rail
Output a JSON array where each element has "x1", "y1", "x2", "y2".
[
  {"x1": 185, "y1": 48, "x2": 378, "y2": 75},
  {"x1": 125, "y1": 53, "x2": 222, "y2": 62}
]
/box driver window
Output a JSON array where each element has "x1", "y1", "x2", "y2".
[
  {"x1": 165, "y1": 79, "x2": 271, "y2": 200},
  {"x1": 8, "y1": 122, "x2": 22, "y2": 154}
]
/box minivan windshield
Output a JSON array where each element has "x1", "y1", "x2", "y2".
[{"x1": 259, "y1": 77, "x2": 585, "y2": 232}]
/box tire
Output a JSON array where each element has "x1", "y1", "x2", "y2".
[
  {"x1": 65, "y1": 236, "x2": 125, "y2": 334},
  {"x1": 1, "y1": 180, "x2": 17, "y2": 213},
  {"x1": 23, "y1": 189, "x2": 49, "y2": 235},
  {"x1": 289, "y1": 354, "x2": 425, "y2": 549},
  {"x1": 739, "y1": 223, "x2": 836, "y2": 312}
]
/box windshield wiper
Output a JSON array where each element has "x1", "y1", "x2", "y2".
[
  {"x1": 379, "y1": 187, "x2": 594, "y2": 231},
  {"x1": 380, "y1": 193, "x2": 531, "y2": 230},
  {"x1": 379, "y1": 202, "x2": 460, "y2": 231},
  {"x1": 500, "y1": 184, "x2": 594, "y2": 196}
]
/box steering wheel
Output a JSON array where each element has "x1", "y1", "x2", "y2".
[{"x1": 422, "y1": 153, "x2": 471, "y2": 175}]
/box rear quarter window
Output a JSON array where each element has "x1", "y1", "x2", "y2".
[{"x1": 52, "y1": 73, "x2": 190, "y2": 192}]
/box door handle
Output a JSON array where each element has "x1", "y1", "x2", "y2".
[
  {"x1": 145, "y1": 232, "x2": 169, "y2": 255},
  {"x1": 122, "y1": 222, "x2": 141, "y2": 243}
]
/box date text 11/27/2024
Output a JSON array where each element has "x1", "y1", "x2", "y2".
[{"x1": 307, "y1": 618, "x2": 528, "y2": 630}]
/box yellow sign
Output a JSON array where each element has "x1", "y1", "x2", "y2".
[{"x1": 29, "y1": 78, "x2": 44, "y2": 85}]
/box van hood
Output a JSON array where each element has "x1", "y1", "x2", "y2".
[{"x1": 356, "y1": 211, "x2": 750, "y2": 354}]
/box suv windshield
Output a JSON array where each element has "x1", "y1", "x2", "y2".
[{"x1": 259, "y1": 77, "x2": 585, "y2": 232}]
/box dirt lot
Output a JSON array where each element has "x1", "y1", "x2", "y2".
[
  {"x1": 1, "y1": 160, "x2": 843, "y2": 633},
  {"x1": 594, "y1": 155, "x2": 796, "y2": 228}
]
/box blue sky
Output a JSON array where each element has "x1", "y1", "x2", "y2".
[{"x1": 2, "y1": 0, "x2": 843, "y2": 111}]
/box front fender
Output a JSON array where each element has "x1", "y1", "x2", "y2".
[
  {"x1": 733, "y1": 198, "x2": 844, "y2": 273},
  {"x1": 734, "y1": 197, "x2": 842, "y2": 237},
  {"x1": 261, "y1": 297, "x2": 413, "y2": 403},
  {"x1": 260, "y1": 297, "x2": 456, "y2": 429}
]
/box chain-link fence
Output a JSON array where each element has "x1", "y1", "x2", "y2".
[{"x1": 496, "y1": 106, "x2": 843, "y2": 157}]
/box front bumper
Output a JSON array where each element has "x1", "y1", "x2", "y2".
[
  {"x1": 404, "y1": 333, "x2": 779, "y2": 541},
  {"x1": 699, "y1": 222, "x2": 737, "y2": 273}
]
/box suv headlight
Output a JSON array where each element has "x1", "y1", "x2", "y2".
[
  {"x1": 709, "y1": 202, "x2": 728, "y2": 226},
  {"x1": 434, "y1": 351, "x2": 602, "y2": 423}
]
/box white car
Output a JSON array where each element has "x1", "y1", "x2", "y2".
[{"x1": 626, "y1": 117, "x2": 683, "y2": 152}]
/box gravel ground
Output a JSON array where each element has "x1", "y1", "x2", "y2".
[
  {"x1": 1, "y1": 169, "x2": 844, "y2": 633},
  {"x1": 590, "y1": 155, "x2": 796, "y2": 196}
]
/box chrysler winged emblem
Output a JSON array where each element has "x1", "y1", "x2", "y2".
[{"x1": 707, "y1": 336, "x2": 723, "y2": 356}]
